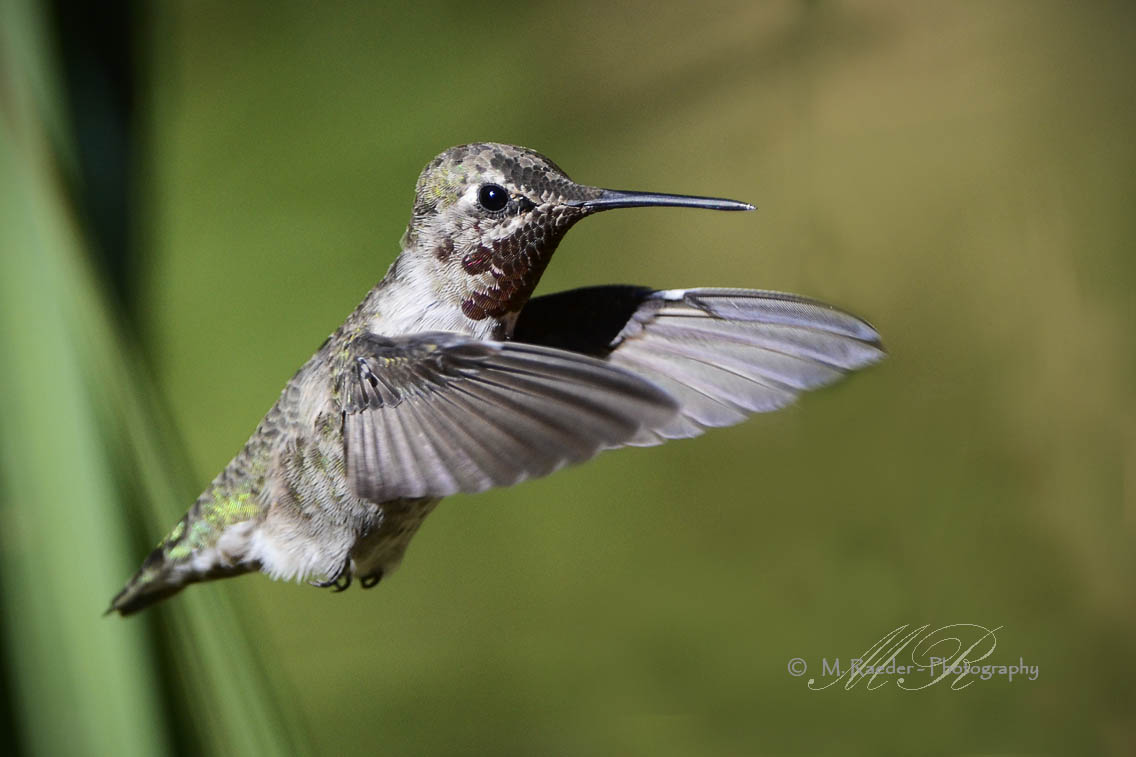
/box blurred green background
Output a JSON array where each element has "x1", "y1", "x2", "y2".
[{"x1": 2, "y1": 0, "x2": 1134, "y2": 754}]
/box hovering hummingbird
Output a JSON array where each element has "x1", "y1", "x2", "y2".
[{"x1": 109, "y1": 143, "x2": 884, "y2": 615}]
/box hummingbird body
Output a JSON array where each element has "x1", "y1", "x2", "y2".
[{"x1": 110, "y1": 143, "x2": 884, "y2": 615}]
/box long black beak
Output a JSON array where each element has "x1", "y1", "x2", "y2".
[{"x1": 570, "y1": 189, "x2": 755, "y2": 212}]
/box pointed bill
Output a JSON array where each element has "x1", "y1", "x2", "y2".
[{"x1": 569, "y1": 189, "x2": 754, "y2": 212}]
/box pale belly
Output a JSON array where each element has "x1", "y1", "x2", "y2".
[{"x1": 348, "y1": 497, "x2": 441, "y2": 585}]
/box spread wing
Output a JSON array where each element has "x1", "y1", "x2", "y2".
[
  {"x1": 512, "y1": 286, "x2": 885, "y2": 445},
  {"x1": 340, "y1": 332, "x2": 678, "y2": 501}
]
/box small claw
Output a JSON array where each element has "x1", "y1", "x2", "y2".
[
  {"x1": 310, "y1": 559, "x2": 352, "y2": 591},
  {"x1": 360, "y1": 572, "x2": 383, "y2": 589}
]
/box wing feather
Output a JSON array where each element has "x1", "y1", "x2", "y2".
[
  {"x1": 341, "y1": 332, "x2": 677, "y2": 501},
  {"x1": 513, "y1": 286, "x2": 885, "y2": 445}
]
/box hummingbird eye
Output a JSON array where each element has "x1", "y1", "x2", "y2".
[{"x1": 477, "y1": 184, "x2": 509, "y2": 212}]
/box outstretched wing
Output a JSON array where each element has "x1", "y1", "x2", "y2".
[
  {"x1": 340, "y1": 332, "x2": 678, "y2": 501},
  {"x1": 512, "y1": 286, "x2": 885, "y2": 444}
]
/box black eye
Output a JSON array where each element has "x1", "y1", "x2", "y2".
[{"x1": 477, "y1": 184, "x2": 509, "y2": 212}]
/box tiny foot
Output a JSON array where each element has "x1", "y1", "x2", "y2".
[{"x1": 310, "y1": 560, "x2": 352, "y2": 592}]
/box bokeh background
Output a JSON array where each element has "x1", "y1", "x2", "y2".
[{"x1": 2, "y1": 0, "x2": 1134, "y2": 754}]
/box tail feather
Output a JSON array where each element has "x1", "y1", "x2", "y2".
[{"x1": 107, "y1": 546, "x2": 252, "y2": 616}]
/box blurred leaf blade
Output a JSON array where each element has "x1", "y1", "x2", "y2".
[
  {"x1": 0, "y1": 1, "x2": 308, "y2": 754},
  {"x1": 0, "y1": 15, "x2": 169, "y2": 757}
]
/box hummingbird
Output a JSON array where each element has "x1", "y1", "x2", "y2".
[{"x1": 109, "y1": 143, "x2": 884, "y2": 615}]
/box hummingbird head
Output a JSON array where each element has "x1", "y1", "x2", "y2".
[{"x1": 399, "y1": 142, "x2": 753, "y2": 324}]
